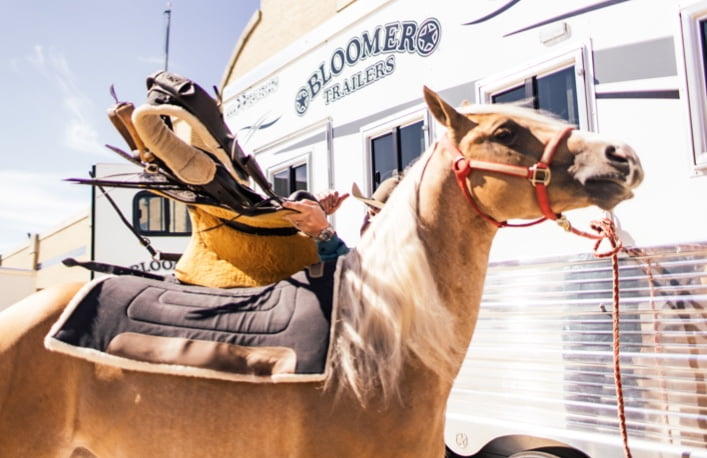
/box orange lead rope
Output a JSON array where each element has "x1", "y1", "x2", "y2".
[
  {"x1": 447, "y1": 126, "x2": 632, "y2": 456},
  {"x1": 591, "y1": 218, "x2": 632, "y2": 458}
]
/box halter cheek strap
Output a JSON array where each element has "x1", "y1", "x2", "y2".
[
  {"x1": 450, "y1": 125, "x2": 575, "y2": 228},
  {"x1": 447, "y1": 126, "x2": 627, "y2": 456}
]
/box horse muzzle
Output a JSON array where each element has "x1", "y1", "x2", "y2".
[{"x1": 576, "y1": 142, "x2": 644, "y2": 210}]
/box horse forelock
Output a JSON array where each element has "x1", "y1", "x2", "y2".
[
  {"x1": 459, "y1": 102, "x2": 569, "y2": 128},
  {"x1": 326, "y1": 150, "x2": 463, "y2": 404}
]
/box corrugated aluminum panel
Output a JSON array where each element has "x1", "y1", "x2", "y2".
[{"x1": 446, "y1": 242, "x2": 707, "y2": 457}]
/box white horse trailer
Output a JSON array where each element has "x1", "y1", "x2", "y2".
[
  {"x1": 91, "y1": 163, "x2": 190, "y2": 278},
  {"x1": 221, "y1": 0, "x2": 707, "y2": 456}
]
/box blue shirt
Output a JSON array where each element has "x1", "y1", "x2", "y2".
[{"x1": 316, "y1": 234, "x2": 349, "y2": 261}]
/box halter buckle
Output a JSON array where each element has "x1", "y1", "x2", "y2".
[
  {"x1": 556, "y1": 215, "x2": 572, "y2": 232},
  {"x1": 529, "y1": 164, "x2": 551, "y2": 186}
]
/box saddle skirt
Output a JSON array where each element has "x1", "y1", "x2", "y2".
[{"x1": 45, "y1": 260, "x2": 340, "y2": 383}]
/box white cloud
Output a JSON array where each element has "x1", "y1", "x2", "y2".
[
  {"x1": 0, "y1": 170, "x2": 88, "y2": 228},
  {"x1": 65, "y1": 118, "x2": 102, "y2": 154},
  {"x1": 26, "y1": 44, "x2": 45, "y2": 69},
  {"x1": 25, "y1": 45, "x2": 106, "y2": 156}
]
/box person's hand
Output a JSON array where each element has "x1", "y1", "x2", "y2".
[
  {"x1": 282, "y1": 199, "x2": 330, "y2": 237},
  {"x1": 316, "y1": 190, "x2": 349, "y2": 215}
]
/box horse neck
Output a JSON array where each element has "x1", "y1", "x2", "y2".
[
  {"x1": 334, "y1": 144, "x2": 499, "y2": 402},
  {"x1": 415, "y1": 144, "x2": 498, "y2": 341}
]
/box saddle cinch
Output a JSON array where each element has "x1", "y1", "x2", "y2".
[{"x1": 53, "y1": 72, "x2": 336, "y2": 381}]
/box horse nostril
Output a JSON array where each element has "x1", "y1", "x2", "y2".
[{"x1": 605, "y1": 145, "x2": 628, "y2": 163}]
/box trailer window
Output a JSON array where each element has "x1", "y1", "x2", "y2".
[
  {"x1": 679, "y1": 1, "x2": 707, "y2": 172},
  {"x1": 476, "y1": 47, "x2": 593, "y2": 130},
  {"x1": 491, "y1": 68, "x2": 579, "y2": 125},
  {"x1": 273, "y1": 163, "x2": 308, "y2": 196},
  {"x1": 133, "y1": 191, "x2": 191, "y2": 236},
  {"x1": 370, "y1": 120, "x2": 425, "y2": 189}
]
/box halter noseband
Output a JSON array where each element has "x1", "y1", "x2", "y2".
[
  {"x1": 449, "y1": 125, "x2": 577, "y2": 230},
  {"x1": 444, "y1": 125, "x2": 629, "y2": 453}
]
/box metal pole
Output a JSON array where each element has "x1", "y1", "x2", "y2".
[{"x1": 164, "y1": 2, "x2": 172, "y2": 71}]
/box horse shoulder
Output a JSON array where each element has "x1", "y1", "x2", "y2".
[{"x1": 0, "y1": 282, "x2": 87, "y2": 456}]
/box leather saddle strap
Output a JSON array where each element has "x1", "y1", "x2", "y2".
[
  {"x1": 62, "y1": 258, "x2": 166, "y2": 280},
  {"x1": 146, "y1": 71, "x2": 281, "y2": 202},
  {"x1": 132, "y1": 103, "x2": 282, "y2": 216},
  {"x1": 132, "y1": 102, "x2": 218, "y2": 185},
  {"x1": 146, "y1": 71, "x2": 247, "y2": 181}
]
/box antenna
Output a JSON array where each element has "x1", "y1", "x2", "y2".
[{"x1": 163, "y1": 2, "x2": 172, "y2": 71}]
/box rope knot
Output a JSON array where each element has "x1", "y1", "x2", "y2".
[{"x1": 590, "y1": 217, "x2": 623, "y2": 258}]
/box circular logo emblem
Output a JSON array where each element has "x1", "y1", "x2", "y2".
[
  {"x1": 416, "y1": 18, "x2": 441, "y2": 57},
  {"x1": 455, "y1": 432, "x2": 469, "y2": 449},
  {"x1": 295, "y1": 87, "x2": 310, "y2": 116}
]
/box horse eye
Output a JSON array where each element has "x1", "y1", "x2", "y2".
[{"x1": 493, "y1": 127, "x2": 515, "y2": 143}]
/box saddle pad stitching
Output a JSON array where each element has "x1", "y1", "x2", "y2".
[
  {"x1": 157, "y1": 289, "x2": 284, "y2": 311},
  {"x1": 125, "y1": 286, "x2": 296, "y2": 335},
  {"x1": 156, "y1": 281, "x2": 296, "y2": 305}
]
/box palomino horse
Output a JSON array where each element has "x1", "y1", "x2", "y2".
[{"x1": 0, "y1": 87, "x2": 643, "y2": 457}]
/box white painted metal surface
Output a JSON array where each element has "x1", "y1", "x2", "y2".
[{"x1": 191, "y1": 0, "x2": 707, "y2": 454}]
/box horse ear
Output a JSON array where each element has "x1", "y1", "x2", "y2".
[{"x1": 422, "y1": 86, "x2": 477, "y2": 135}]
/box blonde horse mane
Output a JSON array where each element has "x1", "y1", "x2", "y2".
[{"x1": 326, "y1": 150, "x2": 464, "y2": 404}]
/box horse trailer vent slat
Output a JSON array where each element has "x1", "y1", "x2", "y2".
[{"x1": 448, "y1": 242, "x2": 707, "y2": 455}]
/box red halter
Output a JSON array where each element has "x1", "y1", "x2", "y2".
[
  {"x1": 448, "y1": 126, "x2": 629, "y2": 454},
  {"x1": 448, "y1": 125, "x2": 609, "y2": 241}
]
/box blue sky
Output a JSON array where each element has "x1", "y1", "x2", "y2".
[{"x1": 0, "y1": 0, "x2": 259, "y2": 254}]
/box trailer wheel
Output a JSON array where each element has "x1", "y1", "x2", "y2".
[
  {"x1": 446, "y1": 441, "x2": 587, "y2": 458},
  {"x1": 445, "y1": 447, "x2": 571, "y2": 458},
  {"x1": 509, "y1": 452, "x2": 561, "y2": 458},
  {"x1": 509, "y1": 448, "x2": 586, "y2": 458},
  {"x1": 444, "y1": 446, "x2": 465, "y2": 457}
]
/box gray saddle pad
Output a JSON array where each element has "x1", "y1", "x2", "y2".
[{"x1": 45, "y1": 261, "x2": 339, "y2": 382}]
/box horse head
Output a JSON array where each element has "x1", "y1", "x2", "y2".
[
  {"x1": 422, "y1": 86, "x2": 643, "y2": 226},
  {"x1": 329, "y1": 89, "x2": 644, "y2": 405}
]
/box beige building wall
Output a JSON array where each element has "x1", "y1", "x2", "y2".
[
  {"x1": 34, "y1": 212, "x2": 92, "y2": 289},
  {"x1": 1, "y1": 211, "x2": 91, "y2": 302},
  {"x1": 221, "y1": 0, "x2": 357, "y2": 86},
  {"x1": 0, "y1": 268, "x2": 36, "y2": 310}
]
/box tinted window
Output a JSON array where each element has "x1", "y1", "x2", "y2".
[
  {"x1": 370, "y1": 120, "x2": 425, "y2": 189},
  {"x1": 537, "y1": 67, "x2": 578, "y2": 125},
  {"x1": 372, "y1": 133, "x2": 396, "y2": 187},
  {"x1": 133, "y1": 191, "x2": 191, "y2": 236},
  {"x1": 273, "y1": 169, "x2": 290, "y2": 196},
  {"x1": 491, "y1": 66, "x2": 579, "y2": 125},
  {"x1": 493, "y1": 85, "x2": 528, "y2": 104},
  {"x1": 273, "y1": 163, "x2": 309, "y2": 196},
  {"x1": 701, "y1": 19, "x2": 707, "y2": 89},
  {"x1": 293, "y1": 163, "x2": 308, "y2": 191},
  {"x1": 400, "y1": 121, "x2": 426, "y2": 171}
]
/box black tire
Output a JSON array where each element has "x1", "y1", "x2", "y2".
[
  {"x1": 509, "y1": 453, "x2": 562, "y2": 458},
  {"x1": 510, "y1": 448, "x2": 587, "y2": 458},
  {"x1": 445, "y1": 446, "x2": 467, "y2": 457}
]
